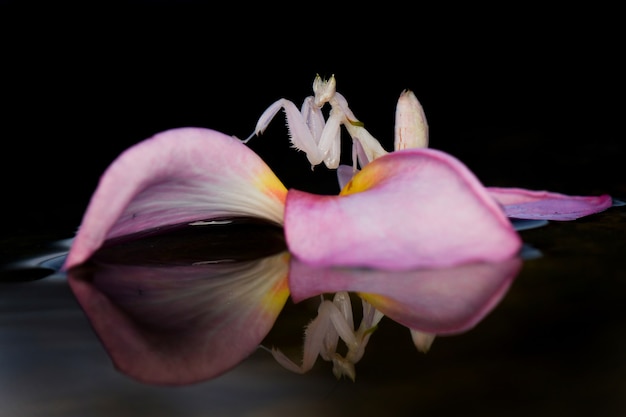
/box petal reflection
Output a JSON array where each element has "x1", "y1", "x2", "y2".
[
  {"x1": 289, "y1": 256, "x2": 522, "y2": 334},
  {"x1": 67, "y1": 251, "x2": 290, "y2": 385}
]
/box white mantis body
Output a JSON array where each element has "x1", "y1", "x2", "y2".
[{"x1": 244, "y1": 74, "x2": 388, "y2": 171}]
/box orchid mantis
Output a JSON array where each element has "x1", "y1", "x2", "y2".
[{"x1": 243, "y1": 74, "x2": 389, "y2": 170}]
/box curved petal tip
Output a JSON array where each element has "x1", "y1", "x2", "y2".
[{"x1": 64, "y1": 128, "x2": 287, "y2": 270}]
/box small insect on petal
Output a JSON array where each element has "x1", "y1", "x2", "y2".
[{"x1": 394, "y1": 89, "x2": 429, "y2": 150}]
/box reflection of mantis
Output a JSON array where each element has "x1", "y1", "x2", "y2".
[
  {"x1": 266, "y1": 291, "x2": 435, "y2": 381},
  {"x1": 267, "y1": 291, "x2": 383, "y2": 381},
  {"x1": 243, "y1": 74, "x2": 388, "y2": 170},
  {"x1": 268, "y1": 254, "x2": 523, "y2": 380}
]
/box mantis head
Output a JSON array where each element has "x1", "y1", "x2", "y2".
[{"x1": 312, "y1": 74, "x2": 337, "y2": 108}]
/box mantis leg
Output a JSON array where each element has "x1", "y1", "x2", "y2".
[
  {"x1": 244, "y1": 98, "x2": 325, "y2": 167},
  {"x1": 267, "y1": 299, "x2": 334, "y2": 374},
  {"x1": 317, "y1": 108, "x2": 343, "y2": 169}
]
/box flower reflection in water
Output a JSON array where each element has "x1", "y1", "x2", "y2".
[
  {"x1": 269, "y1": 255, "x2": 522, "y2": 381},
  {"x1": 67, "y1": 219, "x2": 290, "y2": 385},
  {"x1": 67, "y1": 220, "x2": 523, "y2": 384}
]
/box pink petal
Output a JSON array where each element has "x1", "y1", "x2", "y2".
[
  {"x1": 67, "y1": 252, "x2": 290, "y2": 385},
  {"x1": 285, "y1": 148, "x2": 522, "y2": 270},
  {"x1": 289, "y1": 256, "x2": 522, "y2": 334},
  {"x1": 64, "y1": 128, "x2": 287, "y2": 270},
  {"x1": 488, "y1": 187, "x2": 613, "y2": 220}
]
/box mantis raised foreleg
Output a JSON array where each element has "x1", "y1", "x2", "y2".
[{"x1": 243, "y1": 97, "x2": 329, "y2": 167}]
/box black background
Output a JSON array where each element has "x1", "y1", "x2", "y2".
[
  {"x1": 1, "y1": 4, "x2": 626, "y2": 415},
  {"x1": 2, "y1": 3, "x2": 624, "y2": 238}
]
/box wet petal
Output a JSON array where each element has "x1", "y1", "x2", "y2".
[
  {"x1": 64, "y1": 128, "x2": 287, "y2": 269},
  {"x1": 288, "y1": 256, "x2": 522, "y2": 334},
  {"x1": 488, "y1": 187, "x2": 613, "y2": 220},
  {"x1": 67, "y1": 251, "x2": 290, "y2": 385},
  {"x1": 285, "y1": 148, "x2": 522, "y2": 270}
]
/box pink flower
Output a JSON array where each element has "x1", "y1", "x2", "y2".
[
  {"x1": 63, "y1": 127, "x2": 525, "y2": 272},
  {"x1": 64, "y1": 78, "x2": 613, "y2": 272}
]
